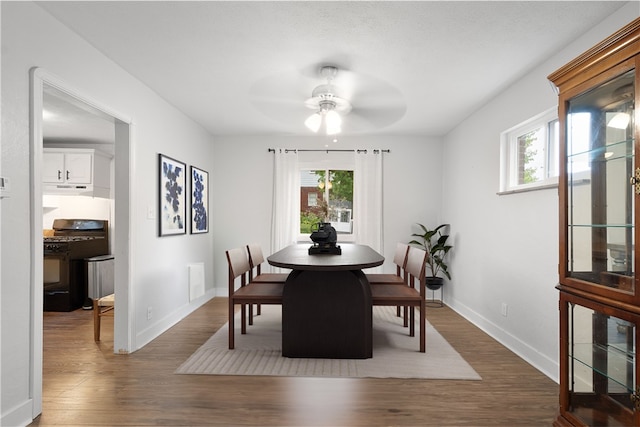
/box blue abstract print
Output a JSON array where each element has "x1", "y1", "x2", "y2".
[
  {"x1": 161, "y1": 156, "x2": 185, "y2": 234},
  {"x1": 191, "y1": 167, "x2": 208, "y2": 233}
]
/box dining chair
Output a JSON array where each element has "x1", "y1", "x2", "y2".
[
  {"x1": 226, "y1": 246, "x2": 283, "y2": 349},
  {"x1": 246, "y1": 243, "x2": 289, "y2": 321},
  {"x1": 366, "y1": 242, "x2": 409, "y2": 323},
  {"x1": 371, "y1": 246, "x2": 427, "y2": 352}
]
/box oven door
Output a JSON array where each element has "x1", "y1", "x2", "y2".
[
  {"x1": 44, "y1": 254, "x2": 66, "y2": 286},
  {"x1": 43, "y1": 254, "x2": 83, "y2": 311}
]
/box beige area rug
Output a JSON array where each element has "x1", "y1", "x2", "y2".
[{"x1": 176, "y1": 305, "x2": 481, "y2": 380}]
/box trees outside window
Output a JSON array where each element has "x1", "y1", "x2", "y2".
[{"x1": 300, "y1": 169, "x2": 353, "y2": 234}]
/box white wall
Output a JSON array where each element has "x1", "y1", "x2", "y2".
[
  {"x1": 1, "y1": 2, "x2": 215, "y2": 425},
  {"x1": 42, "y1": 195, "x2": 112, "y2": 229},
  {"x1": 441, "y1": 3, "x2": 639, "y2": 382},
  {"x1": 211, "y1": 134, "x2": 443, "y2": 294}
]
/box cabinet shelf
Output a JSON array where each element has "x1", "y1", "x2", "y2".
[
  {"x1": 571, "y1": 342, "x2": 635, "y2": 391},
  {"x1": 568, "y1": 138, "x2": 634, "y2": 161},
  {"x1": 568, "y1": 224, "x2": 634, "y2": 229}
]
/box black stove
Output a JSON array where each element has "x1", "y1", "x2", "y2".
[{"x1": 43, "y1": 219, "x2": 110, "y2": 311}]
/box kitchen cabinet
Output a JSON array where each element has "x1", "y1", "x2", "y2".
[
  {"x1": 43, "y1": 148, "x2": 112, "y2": 198},
  {"x1": 43, "y1": 151, "x2": 92, "y2": 184},
  {"x1": 548, "y1": 18, "x2": 640, "y2": 426}
]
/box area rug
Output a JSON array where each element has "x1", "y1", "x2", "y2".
[{"x1": 176, "y1": 305, "x2": 481, "y2": 380}]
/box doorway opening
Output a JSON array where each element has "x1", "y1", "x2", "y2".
[{"x1": 30, "y1": 67, "x2": 132, "y2": 417}]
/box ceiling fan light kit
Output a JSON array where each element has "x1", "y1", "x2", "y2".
[
  {"x1": 304, "y1": 112, "x2": 322, "y2": 132},
  {"x1": 304, "y1": 66, "x2": 351, "y2": 135},
  {"x1": 324, "y1": 110, "x2": 342, "y2": 135}
]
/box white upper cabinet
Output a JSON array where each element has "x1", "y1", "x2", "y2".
[{"x1": 43, "y1": 148, "x2": 112, "y2": 198}]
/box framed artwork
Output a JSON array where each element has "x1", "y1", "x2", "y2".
[
  {"x1": 159, "y1": 153, "x2": 187, "y2": 236},
  {"x1": 190, "y1": 165, "x2": 209, "y2": 234}
]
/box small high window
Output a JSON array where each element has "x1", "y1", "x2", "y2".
[{"x1": 500, "y1": 107, "x2": 559, "y2": 193}]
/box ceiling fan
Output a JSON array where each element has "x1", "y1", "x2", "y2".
[{"x1": 248, "y1": 62, "x2": 406, "y2": 135}]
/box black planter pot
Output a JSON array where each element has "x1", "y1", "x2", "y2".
[{"x1": 425, "y1": 276, "x2": 444, "y2": 291}]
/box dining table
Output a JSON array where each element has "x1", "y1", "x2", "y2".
[{"x1": 267, "y1": 243, "x2": 384, "y2": 359}]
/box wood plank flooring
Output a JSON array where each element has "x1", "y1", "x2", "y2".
[{"x1": 31, "y1": 297, "x2": 558, "y2": 426}]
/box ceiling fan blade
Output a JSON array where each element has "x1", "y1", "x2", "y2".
[
  {"x1": 344, "y1": 105, "x2": 407, "y2": 132},
  {"x1": 251, "y1": 99, "x2": 311, "y2": 124}
]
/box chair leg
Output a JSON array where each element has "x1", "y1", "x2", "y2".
[
  {"x1": 419, "y1": 302, "x2": 426, "y2": 353},
  {"x1": 248, "y1": 304, "x2": 254, "y2": 326},
  {"x1": 403, "y1": 306, "x2": 409, "y2": 327},
  {"x1": 409, "y1": 307, "x2": 415, "y2": 337},
  {"x1": 93, "y1": 299, "x2": 100, "y2": 341},
  {"x1": 257, "y1": 303, "x2": 261, "y2": 316},
  {"x1": 396, "y1": 305, "x2": 401, "y2": 317},
  {"x1": 229, "y1": 299, "x2": 235, "y2": 349},
  {"x1": 241, "y1": 304, "x2": 247, "y2": 334}
]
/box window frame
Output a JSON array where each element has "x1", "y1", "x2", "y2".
[
  {"x1": 499, "y1": 107, "x2": 559, "y2": 194},
  {"x1": 297, "y1": 154, "x2": 355, "y2": 243}
]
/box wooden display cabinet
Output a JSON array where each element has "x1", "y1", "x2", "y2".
[{"x1": 549, "y1": 18, "x2": 640, "y2": 426}]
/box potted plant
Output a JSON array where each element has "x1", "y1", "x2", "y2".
[{"x1": 409, "y1": 223, "x2": 453, "y2": 290}]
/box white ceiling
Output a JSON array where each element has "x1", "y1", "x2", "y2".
[
  {"x1": 43, "y1": 83, "x2": 117, "y2": 145},
  {"x1": 37, "y1": 1, "x2": 630, "y2": 141}
]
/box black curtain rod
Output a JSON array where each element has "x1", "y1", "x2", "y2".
[{"x1": 268, "y1": 148, "x2": 390, "y2": 153}]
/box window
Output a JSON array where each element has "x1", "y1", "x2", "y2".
[
  {"x1": 299, "y1": 169, "x2": 354, "y2": 236},
  {"x1": 307, "y1": 192, "x2": 318, "y2": 207},
  {"x1": 500, "y1": 107, "x2": 559, "y2": 193}
]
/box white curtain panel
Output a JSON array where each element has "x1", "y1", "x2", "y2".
[
  {"x1": 271, "y1": 148, "x2": 300, "y2": 256},
  {"x1": 354, "y1": 149, "x2": 384, "y2": 264}
]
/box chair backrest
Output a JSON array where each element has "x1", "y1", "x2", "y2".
[
  {"x1": 226, "y1": 247, "x2": 251, "y2": 293},
  {"x1": 392, "y1": 242, "x2": 409, "y2": 266},
  {"x1": 392, "y1": 243, "x2": 410, "y2": 278},
  {"x1": 246, "y1": 243, "x2": 265, "y2": 276},
  {"x1": 405, "y1": 246, "x2": 427, "y2": 296}
]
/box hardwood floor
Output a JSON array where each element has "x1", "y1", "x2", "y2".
[{"x1": 31, "y1": 297, "x2": 558, "y2": 426}]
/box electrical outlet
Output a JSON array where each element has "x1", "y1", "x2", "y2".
[
  {"x1": 147, "y1": 306, "x2": 153, "y2": 320},
  {"x1": 501, "y1": 303, "x2": 508, "y2": 317}
]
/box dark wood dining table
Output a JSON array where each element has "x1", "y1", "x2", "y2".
[{"x1": 267, "y1": 243, "x2": 384, "y2": 359}]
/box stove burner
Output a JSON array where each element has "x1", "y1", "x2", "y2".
[{"x1": 44, "y1": 236, "x2": 103, "y2": 243}]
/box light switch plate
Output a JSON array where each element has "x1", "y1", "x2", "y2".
[{"x1": 0, "y1": 176, "x2": 10, "y2": 198}]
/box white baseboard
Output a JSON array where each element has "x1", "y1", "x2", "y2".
[
  {"x1": 135, "y1": 288, "x2": 216, "y2": 351},
  {"x1": 215, "y1": 286, "x2": 229, "y2": 297},
  {"x1": 1, "y1": 398, "x2": 34, "y2": 427},
  {"x1": 446, "y1": 298, "x2": 559, "y2": 383}
]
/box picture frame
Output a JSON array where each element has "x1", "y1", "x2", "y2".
[
  {"x1": 159, "y1": 153, "x2": 187, "y2": 236},
  {"x1": 190, "y1": 165, "x2": 209, "y2": 234}
]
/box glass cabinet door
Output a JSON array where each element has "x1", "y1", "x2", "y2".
[
  {"x1": 566, "y1": 300, "x2": 637, "y2": 426},
  {"x1": 566, "y1": 69, "x2": 636, "y2": 297}
]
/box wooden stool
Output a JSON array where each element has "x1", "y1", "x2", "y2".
[{"x1": 93, "y1": 293, "x2": 114, "y2": 341}]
